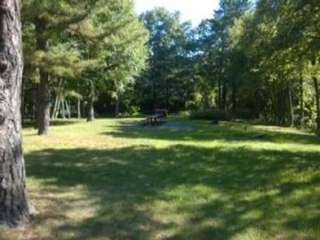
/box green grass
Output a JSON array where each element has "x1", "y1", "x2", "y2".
[{"x1": 2, "y1": 118, "x2": 320, "y2": 240}]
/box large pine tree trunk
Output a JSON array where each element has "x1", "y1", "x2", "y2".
[{"x1": 0, "y1": 0, "x2": 30, "y2": 227}]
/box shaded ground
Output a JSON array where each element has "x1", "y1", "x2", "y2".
[{"x1": 2, "y1": 118, "x2": 320, "y2": 240}]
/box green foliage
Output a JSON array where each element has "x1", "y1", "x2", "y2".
[
  {"x1": 22, "y1": 0, "x2": 148, "y2": 121},
  {"x1": 189, "y1": 0, "x2": 320, "y2": 134},
  {"x1": 190, "y1": 109, "x2": 231, "y2": 122},
  {"x1": 136, "y1": 8, "x2": 195, "y2": 112}
]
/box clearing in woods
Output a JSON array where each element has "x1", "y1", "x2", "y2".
[{"x1": 2, "y1": 118, "x2": 320, "y2": 240}]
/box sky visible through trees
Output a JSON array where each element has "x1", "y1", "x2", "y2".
[{"x1": 135, "y1": 0, "x2": 220, "y2": 25}]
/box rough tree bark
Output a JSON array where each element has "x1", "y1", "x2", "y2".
[{"x1": 0, "y1": 0, "x2": 30, "y2": 227}]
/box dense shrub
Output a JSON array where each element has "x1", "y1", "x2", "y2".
[{"x1": 190, "y1": 109, "x2": 231, "y2": 122}]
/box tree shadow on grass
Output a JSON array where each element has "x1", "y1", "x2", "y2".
[
  {"x1": 25, "y1": 144, "x2": 320, "y2": 239},
  {"x1": 23, "y1": 120, "x2": 81, "y2": 129},
  {"x1": 104, "y1": 119, "x2": 320, "y2": 145}
]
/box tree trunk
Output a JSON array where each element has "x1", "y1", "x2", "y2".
[
  {"x1": 32, "y1": 82, "x2": 37, "y2": 123},
  {"x1": 288, "y1": 86, "x2": 294, "y2": 127},
  {"x1": 35, "y1": 20, "x2": 50, "y2": 135},
  {"x1": 221, "y1": 83, "x2": 227, "y2": 111},
  {"x1": 231, "y1": 81, "x2": 237, "y2": 113},
  {"x1": 115, "y1": 98, "x2": 120, "y2": 117},
  {"x1": 51, "y1": 96, "x2": 58, "y2": 120},
  {"x1": 218, "y1": 77, "x2": 222, "y2": 109},
  {"x1": 165, "y1": 79, "x2": 169, "y2": 110},
  {"x1": 61, "y1": 99, "x2": 66, "y2": 119},
  {"x1": 300, "y1": 76, "x2": 304, "y2": 128},
  {"x1": 66, "y1": 100, "x2": 71, "y2": 119},
  {"x1": 313, "y1": 76, "x2": 320, "y2": 135},
  {"x1": 87, "y1": 97, "x2": 95, "y2": 122},
  {"x1": 0, "y1": 0, "x2": 30, "y2": 227},
  {"x1": 37, "y1": 72, "x2": 50, "y2": 135},
  {"x1": 77, "y1": 99, "x2": 81, "y2": 119}
]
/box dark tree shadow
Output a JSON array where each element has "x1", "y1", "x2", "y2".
[
  {"x1": 23, "y1": 120, "x2": 82, "y2": 129},
  {"x1": 25, "y1": 143, "x2": 320, "y2": 239},
  {"x1": 104, "y1": 119, "x2": 320, "y2": 145}
]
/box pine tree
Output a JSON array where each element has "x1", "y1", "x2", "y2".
[{"x1": 0, "y1": 0, "x2": 30, "y2": 227}]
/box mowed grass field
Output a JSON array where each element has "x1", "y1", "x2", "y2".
[{"x1": 2, "y1": 118, "x2": 320, "y2": 240}]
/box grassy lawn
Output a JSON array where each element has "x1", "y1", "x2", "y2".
[{"x1": 2, "y1": 118, "x2": 320, "y2": 240}]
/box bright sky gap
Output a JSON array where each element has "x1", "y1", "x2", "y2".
[{"x1": 134, "y1": 0, "x2": 220, "y2": 26}]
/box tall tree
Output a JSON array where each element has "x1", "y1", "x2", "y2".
[
  {"x1": 138, "y1": 8, "x2": 194, "y2": 112},
  {"x1": 22, "y1": 0, "x2": 98, "y2": 135},
  {"x1": 0, "y1": 0, "x2": 30, "y2": 227}
]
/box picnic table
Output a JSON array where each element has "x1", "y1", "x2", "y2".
[
  {"x1": 154, "y1": 109, "x2": 168, "y2": 118},
  {"x1": 144, "y1": 114, "x2": 165, "y2": 126},
  {"x1": 144, "y1": 109, "x2": 168, "y2": 126}
]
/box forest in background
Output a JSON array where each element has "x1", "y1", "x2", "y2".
[{"x1": 22, "y1": 0, "x2": 320, "y2": 135}]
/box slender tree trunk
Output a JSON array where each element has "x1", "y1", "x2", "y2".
[
  {"x1": 218, "y1": 77, "x2": 222, "y2": 109},
  {"x1": 231, "y1": 81, "x2": 237, "y2": 113},
  {"x1": 222, "y1": 83, "x2": 227, "y2": 111},
  {"x1": 35, "y1": 21, "x2": 50, "y2": 135},
  {"x1": 77, "y1": 99, "x2": 81, "y2": 119},
  {"x1": 0, "y1": 0, "x2": 30, "y2": 227},
  {"x1": 299, "y1": 76, "x2": 304, "y2": 128},
  {"x1": 32, "y1": 83, "x2": 37, "y2": 123},
  {"x1": 61, "y1": 99, "x2": 66, "y2": 119},
  {"x1": 51, "y1": 96, "x2": 58, "y2": 120},
  {"x1": 55, "y1": 99, "x2": 61, "y2": 119},
  {"x1": 87, "y1": 97, "x2": 95, "y2": 122},
  {"x1": 313, "y1": 76, "x2": 320, "y2": 134},
  {"x1": 66, "y1": 100, "x2": 71, "y2": 119},
  {"x1": 87, "y1": 81, "x2": 95, "y2": 122},
  {"x1": 37, "y1": 72, "x2": 50, "y2": 135},
  {"x1": 115, "y1": 98, "x2": 120, "y2": 117},
  {"x1": 165, "y1": 79, "x2": 169, "y2": 110},
  {"x1": 152, "y1": 77, "x2": 156, "y2": 110},
  {"x1": 288, "y1": 86, "x2": 294, "y2": 127}
]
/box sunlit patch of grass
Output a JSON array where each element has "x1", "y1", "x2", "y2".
[{"x1": 3, "y1": 118, "x2": 320, "y2": 239}]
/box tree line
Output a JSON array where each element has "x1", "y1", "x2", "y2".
[
  {"x1": 136, "y1": 0, "x2": 320, "y2": 134},
  {"x1": 22, "y1": 0, "x2": 148, "y2": 135},
  {"x1": 21, "y1": 0, "x2": 320, "y2": 136}
]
